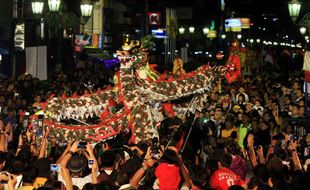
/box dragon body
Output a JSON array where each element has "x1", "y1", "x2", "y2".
[{"x1": 35, "y1": 40, "x2": 227, "y2": 144}]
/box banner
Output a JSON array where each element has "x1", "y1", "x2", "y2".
[
  {"x1": 74, "y1": 34, "x2": 102, "y2": 52},
  {"x1": 26, "y1": 46, "x2": 47, "y2": 80}
]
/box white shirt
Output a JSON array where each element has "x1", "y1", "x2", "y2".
[{"x1": 58, "y1": 172, "x2": 99, "y2": 190}]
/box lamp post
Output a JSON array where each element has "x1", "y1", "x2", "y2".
[
  {"x1": 189, "y1": 27, "x2": 195, "y2": 34},
  {"x1": 203, "y1": 27, "x2": 209, "y2": 35},
  {"x1": 179, "y1": 27, "x2": 185, "y2": 35},
  {"x1": 300, "y1": 26, "x2": 307, "y2": 35},
  {"x1": 288, "y1": 0, "x2": 301, "y2": 22},
  {"x1": 31, "y1": 0, "x2": 93, "y2": 72}
]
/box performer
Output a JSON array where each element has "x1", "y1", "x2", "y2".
[
  {"x1": 173, "y1": 55, "x2": 186, "y2": 76},
  {"x1": 225, "y1": 40, "x2": 241, "y2": 84}
]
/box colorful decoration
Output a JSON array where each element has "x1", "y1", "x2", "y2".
[{"x1": 31, "y1": 36, "x2": 227, "y2": 144}]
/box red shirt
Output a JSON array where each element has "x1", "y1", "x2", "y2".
[
  {"x1": 210, "y1": 167, "x2": 245, "y2": 190},
  {"x1": 155, "y1": 163, "x2": 181, "y2": 190}
]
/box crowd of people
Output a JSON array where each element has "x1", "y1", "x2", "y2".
[{"x1": 0, "y1": 56, "x2": 309, "y2": 190}]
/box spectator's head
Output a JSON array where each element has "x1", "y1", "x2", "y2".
[
  {"x1": 226, "y1": 141, "x2": 241, "y2": 156},
  {"x1": 237, "y1": 94, "x2": 245, "y2": 103},
  {"x1": 44, "y1": 180, "x2": 64, "y2": 190},
  {"x1": 22, "y1": 166, "x2": 38, "y2": 184},
  {"x1": 254, "y1": 164, "x2": 269, "y2": 183},
  {"x1": 225, "y1": 115, "x2": 236, "y2": 130},
  {"x1": 67, "y1": 154, "x2": 86, "y2": 176},
  {"x1": 219, "y1": 153, "x2": 232, "y2": 168},
  {"x1": 254, "y1": 99, "x2": 262, "y2": 107},
  {"x1": 114, "y1": 171, "x2": 130, "y2": 188},
  {"x1": 100, "y1": 150, "x2": 115, "y2": 168},
  {"x1": 238, "y1": 86, "x2": 246, "y2": 93},
  {"x1": 214, "y1": 106, "x2": 223, "y2": 121},
  {"x1": 35, "y1": 158, "x2": 52, "y2": 178},
  {"x1": 159, "y1": 149, "x2": 180, "y2": 166},
  {"x1": 9, "y1": 157, "x2": 25, "y2": 174},
  {"x1": 228, "y1": 185, "x2": 245, "y2": 190}
]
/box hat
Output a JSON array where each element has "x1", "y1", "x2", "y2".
[
  {"x1": 233, "y1": 105, "x2": 241, "y2": 110},
  {"x1": 67, "y1": 155, "x2": 86, "y2": 173}
]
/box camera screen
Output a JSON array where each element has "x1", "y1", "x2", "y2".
[
  {"x1": 78, "y1": 142, "x2": 87, "y2": 148},
  {"x1": 50, "y1": 164, "x2": 59, "y2": 172}
]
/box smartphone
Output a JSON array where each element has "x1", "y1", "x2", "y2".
[
  {"x1": 78, "y1": 141, "x2": 87, "y2": 149},
  {"x1": 22, "y1": 112, "x2": 30, "y2": 134},
  {"x1": 50, "y1": 164, "x2": 60, "y2": 172},
  {"x1": 36, "y1": 114, "x2": 44, "y2": 137},
  {"x1": 304, "y1": 146, "x2": 310, "y2": 157},
  {"x1": 88, "y1": 159, "x2": 94, "y2": 168}
]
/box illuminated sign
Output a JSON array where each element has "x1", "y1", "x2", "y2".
[
  {"x1": 150, "y1": 28, "x2": 166, "y2": 39},
  {"x1": 207, "y1": 30, "x2": 217, "y2": 38},
  {"x1": 225, "y1": 18, "x2": 242, "y2": 32},
  {"x1": 14, "y1": 23, "x2": 25, "y2": 50},
  {"x1": 147, "y1": 12, "x2": 161, "y2": 25},
  {"x1": 240, "y1": 18, "x2": 251, "y2": 29},
  {"x1": 74, "y1": 34, "x2": 102, "y2": 52}
]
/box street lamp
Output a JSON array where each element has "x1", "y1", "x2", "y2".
[
  {"x1": 48, "y1": 0, "x2": 61, "y2": 12},
  {"x1": 237, "y1": 34, "x2": 242, "y2": 39},
  {"x1": 221, "y1": 34, "x2": 226, "y2": 39},
  {"x1": 31, "y1": 0, "x2": 44, "y2": 14},
  {"x1": 288, "y1": 0, "x2": 301, "y2": 22},
  {"x1": 202, "y1": 27, "x2": 209, "y2": 35},
  {"x1": 179, "y1": 27, "x2": 185, "y2": 34},
  {"x1": 256, "y1": 39, "x2": 261, "y2": 43},
  {"x1": 189, "y1": 27, "x2": 195, "y2": 34},
  {"x1": 300, "y1": 26, "x2": 307, "y2": 35},
  {"x1": 31, "y1": 0, "x2": 93, "y2": 24}
]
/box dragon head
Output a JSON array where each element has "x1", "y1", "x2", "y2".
[{"x1": 116, "y1": 37, "x2": 149, "y2": 70}]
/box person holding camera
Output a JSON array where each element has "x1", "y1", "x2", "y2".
[{"x1": 57, "y1": 141, "x2": 99, "y2": 189}]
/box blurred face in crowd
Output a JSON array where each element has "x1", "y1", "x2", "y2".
[
  {"x1": 252, "y1": 120, "x2": 259, "y2": 131},
  {"x1": 222, "y1": 100, "x2": 230, "y2": 110},
  {"x1": 214, "y1": 109, "x2": 223, "y2": 121},
  {"x1": 255, "y1": 100, "x2": 261, "y2": 107},
  {"x1": 242, "y1": 115, "x2": 249, "y2": 125},
  {"x1": 289, "y1": 105, "x2": 299, "y2": 116},
  {"x1": 298, "y1": 100, "x2": 304, "y2": 107},
  {"x1": 225, "y1": 121, "x2": 233, "y2": 130},
  {"x1": 284, "y1": 96, "x2": 292, "y2": 105},
  {"x1": 292, "y1": 82, "x2": 299, "y2": 91},
  {"x1": 299, "y1": 106, "x2": 304, "y2": 116},
  {"x1": 245, "y1": 103, "x2": 253, "y2": 112},
  {"x1": 258, "y1": 122, "x2": 268, "y2": 131},
  {"x1": 238, "y1": 95, "x2": 245, "y2": 103},
  {"x1": 224, "y1": 93, "x2": 231, "y2": 100},
  {"x1": 237, "y1": 113, "x2": 243, "y2": 122},
  {"x1": 296, "y1": 89, "x2": 303, "y2": 99},
  {"x1": 35, "y1": 95, "x2": 41, "y2": 103},
  {"x1": 263, "y1": 112, "x2": 271, "y2": 122},
  {"x1": 239, "y1": 87, "x2": 245, "y2": 93},
  {"x1": 306, "y1": 134, "x2": 310, "y2": 145},
  {"x1": 0, "y1": 120, "x2": 4, "y2": 132}
]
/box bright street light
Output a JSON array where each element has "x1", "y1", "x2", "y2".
[
  {"x1": 189, "y1": 27, "x2": 195, "y2": 33},
  {"x1": 288, "y1": 0, "x2": 301, "y2": 22},
  {"x1": 179, "y1": 27, "x2": 185, "y2": 34},
  {"x1": 202, "y1": 27, "x2": 209, "y2": 35}
]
